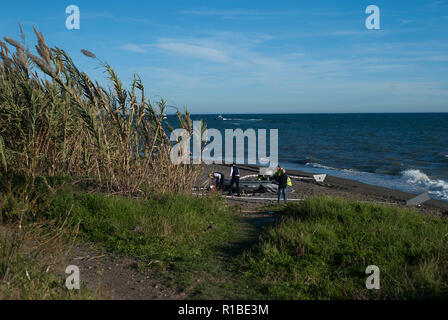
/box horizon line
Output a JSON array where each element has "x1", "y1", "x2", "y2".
[{"x1": 172, "y1": 111, "x2": 448, "y2": 116}]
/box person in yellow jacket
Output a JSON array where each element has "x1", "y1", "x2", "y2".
[
  {"x1": 287, "y1": 175, "x2": 293, "y2": 187},
  {"x1": 273, "y1": 165, "x2": 284, "y2": 182}
]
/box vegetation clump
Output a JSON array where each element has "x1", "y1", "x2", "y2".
[
  {"x1": 236, "y1": 197, "x2": 448, "y2": 299},
  {"x1": 0, "y1": 26, "x2": 199, "y2": 197}
]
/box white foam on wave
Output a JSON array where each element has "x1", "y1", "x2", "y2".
[
  {"x1": 301, "y1": 162, "x2": 448, "y2": 201},
  {"x1": 306, "y1": 162, "x2": 361, "y2": 174},
  {"x1": 400, "y1": 169, "x2": 448, "y2": 200},
  {"x1": 305, "y1": 162, "x2": 335, "y2": 170}
]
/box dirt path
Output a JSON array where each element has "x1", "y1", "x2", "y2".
[
  {"x1": 62, "y1": 202, "x2": 276, "y2": 300},
  {"x1": 60, "y1": 244, "x2": 185, "y2": 300},
  {"x1": 0, "y1": 225, "x2": 183, "y2": 300},
  {"x1": 2, "y1": 200, "x2": 277, "y2": 300},
  {"x1": 223, "y1": 210, "x2": 279, "y2": 259}
]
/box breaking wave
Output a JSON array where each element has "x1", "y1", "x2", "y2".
[
  {"x1": 305, "y1": 162, "x2": 335, "y2": 170},
  {"x1": 303, "y1": 163, "x2": 448, "y2": 201},
  {"x1": 305, "y1": 162, "x2": 360, "y2": 174},
  {"x1": 400, "y1": 169, "x2": 448, "y2": 200}
]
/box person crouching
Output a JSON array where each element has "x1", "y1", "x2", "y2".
[{"x1": 212, "y1": 172, "x2": 225, "y2": 190}]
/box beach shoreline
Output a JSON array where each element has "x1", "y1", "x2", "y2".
[{"x1": 203, "y1": 163, "x2": 448, "y2": 214}]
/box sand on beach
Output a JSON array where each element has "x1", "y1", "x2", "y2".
[{"x1": 200, "y1": 163, "x2": 448, "y2": 214}]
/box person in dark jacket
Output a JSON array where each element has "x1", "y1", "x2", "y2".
[
  {"x1": 272, "y1": 165, "x2": 284, "y2": 183},
  {"x1": 228, "y1": 163, "x2": 241, "y2": 196},
  {"x1": 277, "y1": 169, "x2": 288, "y2": 204}
]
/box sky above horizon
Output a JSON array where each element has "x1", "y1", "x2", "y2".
[{"x1": 1, "y1": 0, "x2": 448, "y2": 113}]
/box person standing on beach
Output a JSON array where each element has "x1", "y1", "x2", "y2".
[
  {"x1": 228, "y1": 163, "x2": 241, "y2": 197},
  {"x1": 278, "y1": 169, "x2": 288, "y2": 204},
  {"x1": 273, "y1": 165, "x2": 283, "y2": 182}
]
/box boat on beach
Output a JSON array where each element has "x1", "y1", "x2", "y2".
[{"x1": 223, "y1": 178, "x2": 294, "y2": 194}]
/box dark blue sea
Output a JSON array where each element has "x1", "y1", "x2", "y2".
[{"x1": 179, "y1": 113, "x2": 448, "y2": 201}]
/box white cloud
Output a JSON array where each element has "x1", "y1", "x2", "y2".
[
  {"x1": 117, "y1": 30, "x2": 448, "y2": 112},
  {"x1": 428, "y1": 1, "x2": 445, "y2": 9},
  {"x1": 179, "y1": 9, "x2": 295, "y2": 19},
  {"x1": 121, "y1": 43, "x2": 147, "y2": 53},
  {"x1": 155, "y1": 41, "x2": 231, "y2": 63},
  {"x1": 410, "y1": 55, "x2": 448, "y2": 62},
  {"x1": 150, "y1": 33, "x2": 287, "y2": 69}
]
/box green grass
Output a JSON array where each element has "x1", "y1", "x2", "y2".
[
  {"x1": 3, "y1": 182, "x2": 448, "y2": 299},
  {"x1": 52, "y1": 191, "x2": 237, "y2": 264},
  {"x1": 235, "y1": 197, "x2": 448, "y2": 299},
  {"x1": 49, "y1": 189, "x2": 243, "y2": 297},
  {"x1": 0, "y1": 234, "x2": 95, "y2": 300}
]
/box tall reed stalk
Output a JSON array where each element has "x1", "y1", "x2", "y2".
[{"x1": 0, "y1": 27, "x2": 201, "y2": 196}]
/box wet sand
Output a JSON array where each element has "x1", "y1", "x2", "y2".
[{"x1": 201, "y1": 164, "x2": 448, "y2": 215}]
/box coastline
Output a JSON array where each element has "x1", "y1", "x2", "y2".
[{"x1": 204, "y1": 163, "x2": 448, "y2": 214}]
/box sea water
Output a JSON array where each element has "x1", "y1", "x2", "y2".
[{"x1": 177, "y1": 113, "x2": 448, "y2": 202}]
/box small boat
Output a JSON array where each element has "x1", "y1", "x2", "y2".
[
  {"x1": 223, "y1": 178, "x2": 294, "y2": 194},
  {"x1": 215, "y1": 115, "x2": 224, "y2": 120}
]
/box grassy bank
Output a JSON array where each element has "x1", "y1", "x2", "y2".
[
  {"x1": 43, "y1": 187, "x2": 243, "y2": 298},
  {"x1": 0, "y1": 232, "x2": 95, "y2": 300},
  {"x1": 62, "y1": 192, "x2": 237, "y2": 266},
  {"x1": 51, "y1": 191, "x2": 236, "y2": 262},
  {"x1": 42, "y1": 190, "x2": 448, "y2": 299},
  {"x1": 0, "y1": 179, "x2": 243, "y2": 298},
  {"x1": 2, "y1": 184, "x2": 448, "y2": 299},
  {"x1": 236, "y1": 197, "x2": 448, "y2": 299},
  {"x1": 0, "y1": 26, "x2": 214, "y2": 299}
]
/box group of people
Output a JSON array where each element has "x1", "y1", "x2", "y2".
[
  {"x1": 210, "y1": 162, "x2": 241, "y2": 196},
  {"x1": 211, "y1": 164, "x2": 291, "y2": 204}
]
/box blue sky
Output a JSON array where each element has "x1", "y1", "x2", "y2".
[{"x1": 1, "y1": 0, "x2": 448, "y2": 113}]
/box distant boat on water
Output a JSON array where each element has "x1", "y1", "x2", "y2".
[{"x1": 215, "y1": 115, "x2": 224, "y2": 120}]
